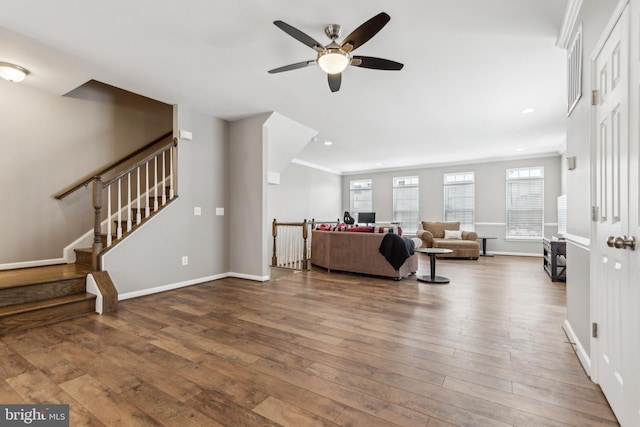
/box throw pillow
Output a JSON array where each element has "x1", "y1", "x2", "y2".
[
  {"x1": 444, "y1": 229, "x2": 463, "y2": 240},
  {"x1": 345, "y1": 226, "x2": 374, "y2": 232}
]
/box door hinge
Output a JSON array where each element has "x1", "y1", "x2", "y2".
[
  {"x1": 591, "y1": 90, "x2": 599, "y2": 105},
  {"x1": 592, "y1": 322, "x2": 598, "y2": 338}
]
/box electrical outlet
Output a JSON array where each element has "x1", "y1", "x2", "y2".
[
  {"x1": 194, "y1": 207, "x2": 202, "y2": 216},
  {"x1": 181, "y1": 256, "x2": 188, "y2": 266}
]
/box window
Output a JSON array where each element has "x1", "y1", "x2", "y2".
[
  {"x1": 393, "y1": 176, "x2": 419, "y2": 230},
  {"x1": 349, "y1": 179, "x2": 372, "y2": 216},
  {"x1": 506, "y1": 167, "x2": 544, "y2": 238},
  {"x1": 443, "y1": 172, "x2": 475, "y2": 231}
]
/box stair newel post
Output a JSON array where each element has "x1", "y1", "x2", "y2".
[
  {"x1": 272, "y1": 219, "x2": 278, "y2": 267},
  {"x1": 302, "y1": 219, "x2": 309, "y2": 270},
  {"x1": 92, "y1": 178, "x2": 104, "y2": 270}
]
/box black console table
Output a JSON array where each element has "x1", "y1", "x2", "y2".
[{"x1": 543, "y1": 238, "x2": 566, "y2": 282}]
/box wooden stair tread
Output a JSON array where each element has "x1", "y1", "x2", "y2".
[
  {"x1": 0, "y1": 293, "x2": 96, "y2": 317},
  {"x1": 0, "y1": 264, "x2": 93, "y2": 289}
]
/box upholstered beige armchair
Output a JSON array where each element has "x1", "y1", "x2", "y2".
[{"x1": 416, "y1": 221, "x2": 480, "y2": 259}]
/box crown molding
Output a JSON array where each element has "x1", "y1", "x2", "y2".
[{"x1": 557, "y1": 0, "x2": 583, "y2": 49}]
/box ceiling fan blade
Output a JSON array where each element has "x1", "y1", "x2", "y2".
[
  {"x1": 273, "y1": 21, "x2": 325, "y2": 52},
  {"x1": 328, "y1": 73, "x2": 341, "y2": 92},
  {"x1": 268, "y1": 60, "x2": 315, "y2": 74},
  {"x1": 340, "y1": 12, "x2": 390, "y2": 52},
  {"x1": 351, "y1": 56, "x2": 404, "y2": 70}
]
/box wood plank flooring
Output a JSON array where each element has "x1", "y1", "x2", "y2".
[{"x1": 0, "y1": 255, "x2": 619, "y2": 426}]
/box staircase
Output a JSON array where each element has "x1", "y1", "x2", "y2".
[
  {"x1": 0, "y1": 133, "x2": 178, "y2": 335},
  {"x1": 0, "y1": 264, "x2": 96, "y2": 334}
]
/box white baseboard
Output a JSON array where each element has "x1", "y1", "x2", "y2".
[
  {"x1": 228, "y1": 272, "x2": 270, "y2": 282},
  {"x1": 117, "y1": 271, "x2": 270, "y2": 301},
  {"x1": 0, "y1": 258, "x2": 66, "y2": 271},
  {"x1": 118, "y1": 273, "x2": 229, "y2": 300},
  {"x1": 563, "y1": 319, "x2": 592, "y2": 377},
  {"x1": 86, "y1": 273, "x2": 104, "y2": 314}
]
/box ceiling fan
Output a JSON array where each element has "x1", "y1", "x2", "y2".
[{"x1": 268, "y1": 12, "x2": 404, "y2": 92}]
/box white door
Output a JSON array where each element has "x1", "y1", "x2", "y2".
[{"x1": 593, "y1": 5, "x2": 639, "y2": 426}]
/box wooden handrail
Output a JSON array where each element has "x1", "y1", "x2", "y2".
[{"x1": 54, "y1": 131, "x2": 173, "y2": 199}]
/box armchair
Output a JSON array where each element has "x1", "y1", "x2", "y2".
[{"x1": 416, "y1": 221, "x2": 480, "y2": 259}]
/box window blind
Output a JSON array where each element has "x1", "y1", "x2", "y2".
[
  {"x1": 443, "y1": 172, "x2": 474, "y2": 230},
  {"x1": 506, "y1": 167, "x2": 544, "y2": 238},
  {"x1": 350, "y1": 179, "x2": 372, "y2": 215},
  {"x1": 393, "y1": 176, "x2": 419, "y2": 230}
]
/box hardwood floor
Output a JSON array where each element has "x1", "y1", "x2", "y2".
[{"x1": 0, "y1": 255, "x2": 619, "y2": 426}]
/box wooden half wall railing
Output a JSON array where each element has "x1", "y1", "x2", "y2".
[
  {"x1": 271, "y1": 218, "x2": 340, "y2": 271},
  {"x1": 55, "y1": 132, "x2": 178, "y2": 269}
]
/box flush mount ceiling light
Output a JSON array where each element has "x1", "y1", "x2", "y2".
[{"x1": 0, "y1": 62, "x2": 29, "y2": 82}]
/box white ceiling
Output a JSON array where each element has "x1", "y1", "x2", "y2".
[{"x1": 0, "y1": 0, "x2": 569, "y2": 174}]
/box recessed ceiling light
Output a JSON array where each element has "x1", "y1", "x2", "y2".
[
  {"x1": 324, "y1": 141, "x2": 333, "y2": 146},
  {"x1": 376, "y1": 163, "x2": 383, "y2": 166},
  {"x1": 516, "y1": 148, "x2": 525, "y2": 152},
  {"x1": 521, "y1": 108, "x2": 535, "y2": 114}
]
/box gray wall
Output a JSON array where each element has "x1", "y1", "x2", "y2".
[
  {"x1": 342, "y1": 155, "x2": 562, "y2": 255},
  {"x1": 564, "y1": 0, "x2": 619, "y2": 361},
  {"x1": 229, "y1": 113, "x2": 271, "y2": 280},
  {"x1": 0, "y1": 80, "x2": 172, "y2": 265},
  {"x1": 268, "y1": 163, "x2": 342, "y2": 224},
  {"x1": 101, "y1": 106, "x2": 230, "y2": 298}
]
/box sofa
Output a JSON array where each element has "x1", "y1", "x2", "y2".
[
  {"x1": 310, "y1": 230, "x2": 418, "y2": 280},
  {"x1": 416, "y1": 221, "x2": 480, "y2": 259}
]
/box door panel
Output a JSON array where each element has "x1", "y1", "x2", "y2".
[{"x1": 593, "y1": 6, "x2": 638, "y2": 426}]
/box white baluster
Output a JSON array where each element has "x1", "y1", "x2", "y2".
[
  {"x1": 287, "y1": 227, "x2": 293, "y2": 267},
  {"x1": 127, "y1": 172, "x2": 132, "y2": 232},
  {"x1": 169, "y1": 146, "x2": 174, "y2": 199},
  {"x1": 107, "y1": 185, "x2": 112, "y2": 247},
  {"x1": 162, "y1": 151, "x2": 167, "y2": 206},
  {"x1": 296, "y1": 227, "x2": 302, "y2": 268},
  {"x1": 154, "y1": 156, "x2": 158, "y2": 211},
  {"x1": 145, "y1": 160, "x2": 150, "y2": 218},
  {"x1": 136, "y1": 167, "x2": 141, "y2": 224},
  {"x1": 117, "y1": 179, "x2": 122, "y2": 239}
]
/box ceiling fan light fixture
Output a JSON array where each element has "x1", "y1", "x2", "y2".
[
  {"x1": 317, "y1": 50, "x2": 349, "y2": 74},
  {"x1": 0, "y1": 62, "x2": 29, "y2": 82}
]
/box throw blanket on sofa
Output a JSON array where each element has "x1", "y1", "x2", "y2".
[{"x1": 378, "y1": 233, "x2": 415, "y2": 270}]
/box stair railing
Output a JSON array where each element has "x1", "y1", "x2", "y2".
[
  {"x1": 56, "y1": 133, "x2": 177, "y2": 269},
  {"x1": 271, "y1": 218, "x2": 340, "y2": 271},
  {"x1": 271, "y1": 219, "x2": 310, "y2": 270},
  {"x1": 101, "y1": 140, "x2": 177, "y2": 248}
]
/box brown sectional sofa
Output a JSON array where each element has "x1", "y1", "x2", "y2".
[
  {"x1": 416, "y1": 221, "x2": 480, "y2": 259},
  {"x1": 310, "y1": 230, "x2": 418, "y2": 280}
]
